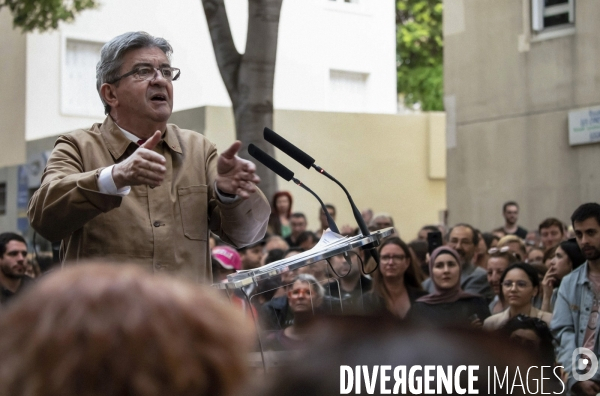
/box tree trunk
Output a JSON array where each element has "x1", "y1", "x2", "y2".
[{"x1": 202, "y1": 0, "x2": 283, "y2": 202}]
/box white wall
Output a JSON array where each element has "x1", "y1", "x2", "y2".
[{"x1": 25, "y1": 0, "x2": 396, "y2": 140}]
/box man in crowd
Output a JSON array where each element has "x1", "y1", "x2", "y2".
[
  {"x1": 552, "y1": 203, "x2": 600, "y2": 396},
  {"x1": 0, "y1": 233, "x2": 33, "y2": 304},
  {"x1": 328, "y1": 248, "x2": 372, "y2": 314},
  {"x1": 27, "y1": 32, "x2": 269, "y2": 282},
  {"x1": 285, "y1": 212, "x2": 307, "y2": 247},
  {"x1": 369, "y1": 213, "x2": 396, "y2": 237},
  {"x1": 539, "y1": 217, "x2": 565, "y2": 252},
  {"x1": 422, "y1": 224, "x2": 493, "y2": 301},
  {"x1": 316, "y1": 204, "x2": 336, "y2": 238},
  {"x1": 297, "y1": 231, "x2": 318, "y2": 251},
  {"x1": 239, "y1": 242, "x2": 265, "y2": 271},
  {"x1": 417, "y1": 225, "x2": 440, "y2": 242},
  {"x1": 501, "y1": 201, "x2": 528, "y2": 239}
]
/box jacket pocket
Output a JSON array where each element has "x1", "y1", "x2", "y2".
[{"x1": 178, "y1": 185, "x2": 208, "y2": 240}]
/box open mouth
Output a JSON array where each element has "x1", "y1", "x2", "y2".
[{"x1": 151, "y1": 93, "x2": 167, "y2": 102}]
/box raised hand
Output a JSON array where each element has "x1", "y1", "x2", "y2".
[
  {"x1": 216, "y1": 141, "x2": 260, "y2": 199},
  {"x1": 112, "y1": 131, "x2": 167, "y2": 189}
]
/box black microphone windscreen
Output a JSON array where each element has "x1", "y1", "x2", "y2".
[
  {"x1": 248, "y1": 144, "x2": 294, "y2": 181},
  {"x1": 263, "y1": 127, "x2": 315, "y2": 169}
]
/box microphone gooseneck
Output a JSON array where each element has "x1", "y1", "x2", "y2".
[
  {"x1": 248, "y1": 144, "x2": 339, "y2": 234},
  {"x1": 262, "y1": 128, "x2": 382, "y2": 269}
]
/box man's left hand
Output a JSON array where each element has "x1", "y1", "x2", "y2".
[{"x1": 216, "y1": 141, "x2": 261, "y2": 199}]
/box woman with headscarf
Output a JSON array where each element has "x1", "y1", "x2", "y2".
[
  {"x1": 541, "y1": 238, "x2": 586, "y2": 312},
  {"x1": 409, "y1": 246, "x2": 490, "y2": 326}
]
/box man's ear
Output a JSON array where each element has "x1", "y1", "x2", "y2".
[{"x1": 100, "y1": 83, "x2": 118, "y2": 111}]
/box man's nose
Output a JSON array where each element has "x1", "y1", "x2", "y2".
[{"x1": 150, "y1": 69, "x2": 169, "y2": 84}]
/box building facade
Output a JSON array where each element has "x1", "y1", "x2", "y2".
[
  {"x1": 444, "y1": 0, "x2": 599, "y2": 231},
  {"x1": 0, "y1": 0, "x2": 447, "y2": 241}
]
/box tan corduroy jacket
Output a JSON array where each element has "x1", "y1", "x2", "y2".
[{"x1": 28, "y1": 116, "x2": 270, "y2": 283}]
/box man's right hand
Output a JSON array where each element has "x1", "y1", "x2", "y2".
[
  {"x1": 572, "y1": 380, "x2": 600, "y2": 396},
  {"x1": 112, "y1": 131, "x2": 166, "y2": 189}
]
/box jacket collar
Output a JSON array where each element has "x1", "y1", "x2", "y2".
[
  {"x1": 576, "y1": 261, "x2": 590, "y2": 285},
  {"x1": 100, "y1": 116, "x2": 182, "y2": 160},
  {"x1": 499, "y1": 306, "x2": 543, "y2": 321}
]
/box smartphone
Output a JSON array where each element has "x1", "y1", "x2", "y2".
[{"x1": 427, "y1": 230, "x2": 443, "y2": 255}]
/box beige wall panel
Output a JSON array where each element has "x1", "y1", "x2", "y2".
[
  {"x1": 446, "y1": 0, "x2": 600, "y2": 234},
  {"x1": 274, "y1": 110, "x2": 446, "y2": 240},
  {"x1": 203, "y1": 106, "x2": 446, "y2": 239},
  {"x1": 428, "y1": 112, "x2": 447, "y2": 179},
  {"x1": 448, "y1": 110, "x2": 600, "y2": 232},
  {"x1": 0, "y1": 9, "x2": 26, "y2": 168}
]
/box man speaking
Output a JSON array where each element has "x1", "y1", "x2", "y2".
[{"x1": 28, "y1": 32, "x2": 270, "y2": 282}]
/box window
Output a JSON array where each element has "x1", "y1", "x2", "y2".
[
  {"x1": 329, "y1": 70, "x2": 368, "y2": 113},
  {"x1": 532, "y1": 0, "x2": 574, "y2": 32},
  {"x1": 0, "y1": 183, "x2": 5, "y2": 216},
  {"x1": 61, "y1": 39, "x2": 104, "y2": 117}
]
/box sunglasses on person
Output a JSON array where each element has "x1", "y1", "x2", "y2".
[{"x1": 488, "y1": 246, "x2": 522, "y2": 261}]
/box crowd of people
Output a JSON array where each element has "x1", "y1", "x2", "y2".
[
  {"x1": 0, "y1": 195, "x2": 599, "y2": 394},
  {"x1": 0, "y1": 30, "x2": 596, "y2": 395},
  {"x1": 206, "y1": 196, "x2": 600, "y2": 395}
]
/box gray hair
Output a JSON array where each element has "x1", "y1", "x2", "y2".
[
  {"x1": 291, "y1": 273, "x2": 325, "y2": 299},
  {"x1": 96, "y1": 31, "x2": 173, "y2": 114}
]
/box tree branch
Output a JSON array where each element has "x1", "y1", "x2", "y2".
[{"x1": 201, "y1": 0, "x2": 242, "y2": 101}]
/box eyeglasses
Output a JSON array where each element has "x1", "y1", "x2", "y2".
[
  {"x1": 381, "y1": 254, "x2": 407, "y2": 262},
  {"x1": 290, "y1": 288, "x2": 313, "y2": 298},
  {"x1": 488, "y1": 246, "x2": 522, "y2": 261},
  {"x1": 488, "y1": 246, "x2": 510, "y2": 255},
  {"x1": 502, "y1": 280, "x2": 531, "y2": 289},
  {"x1": 110, "y1": 66, "x2": 181, "y2": 84}
]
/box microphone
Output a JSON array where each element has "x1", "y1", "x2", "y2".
[
  {"x1": 263, "y1": 127, "x2": 314, "y2": 169},
  {"x1": 262, "y1": 128, "x2": 381, "y2": 268},
  {"x1": 248, "y1": 144, "x2": 339, "y2": 234}
]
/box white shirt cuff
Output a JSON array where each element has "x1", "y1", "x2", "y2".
[
  {"x1": 214, "y1": 181, "x2": 239, "y2": 203},
  {"x1": 98, "y1": 165, "x2": 131, "y2": 196}
]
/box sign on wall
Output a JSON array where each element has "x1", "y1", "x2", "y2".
[{"x1": 568, "y1": 106, "x2": 600, "y2": 146}]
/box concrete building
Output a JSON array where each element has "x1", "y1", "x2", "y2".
[
  {"x1": 0, "y1": 0, "x2": 446, "y2": 242},
  {"x1": 444, "y1": 0, "x2": 599, "y2": 231}
]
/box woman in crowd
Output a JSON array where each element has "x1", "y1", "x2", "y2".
[
  {"x1": 541, "y1": 238, "x2": 586, "y2": 312},
  {"x1": 486, "y1": 249, "x2": 517, "y2": 314},
  {"x1": 526, "y1": 247, "x2": 545, "y2": 265},
  {"x1": 542, "y1": 246, "x2": 557, "y2": 269},
  {"x1": 268, "y1": 191, "x2": 293, "y2": 238},
  {"x1": 363, "y1": 237, "x2": 426, "y2": 319},
  {"x1": 483, "y1": 263, "x2": 551, "y2": 330},
  {"x1": 496, "y1": 235, "x2": 527, "y2": 262},
  {"x1": 264, "y1": 274, "x2": 325, "y2": 351},
  {"x1": 410, "y1": 246, "x2": 490, "y2": 326}
]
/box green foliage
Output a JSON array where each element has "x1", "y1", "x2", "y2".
[
  {"x1": 1, "y1": 0, "x2": 98, "y2": 32},
  {"x1": 396, "y1": 0, "x2": 443, "y2": 111}
]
